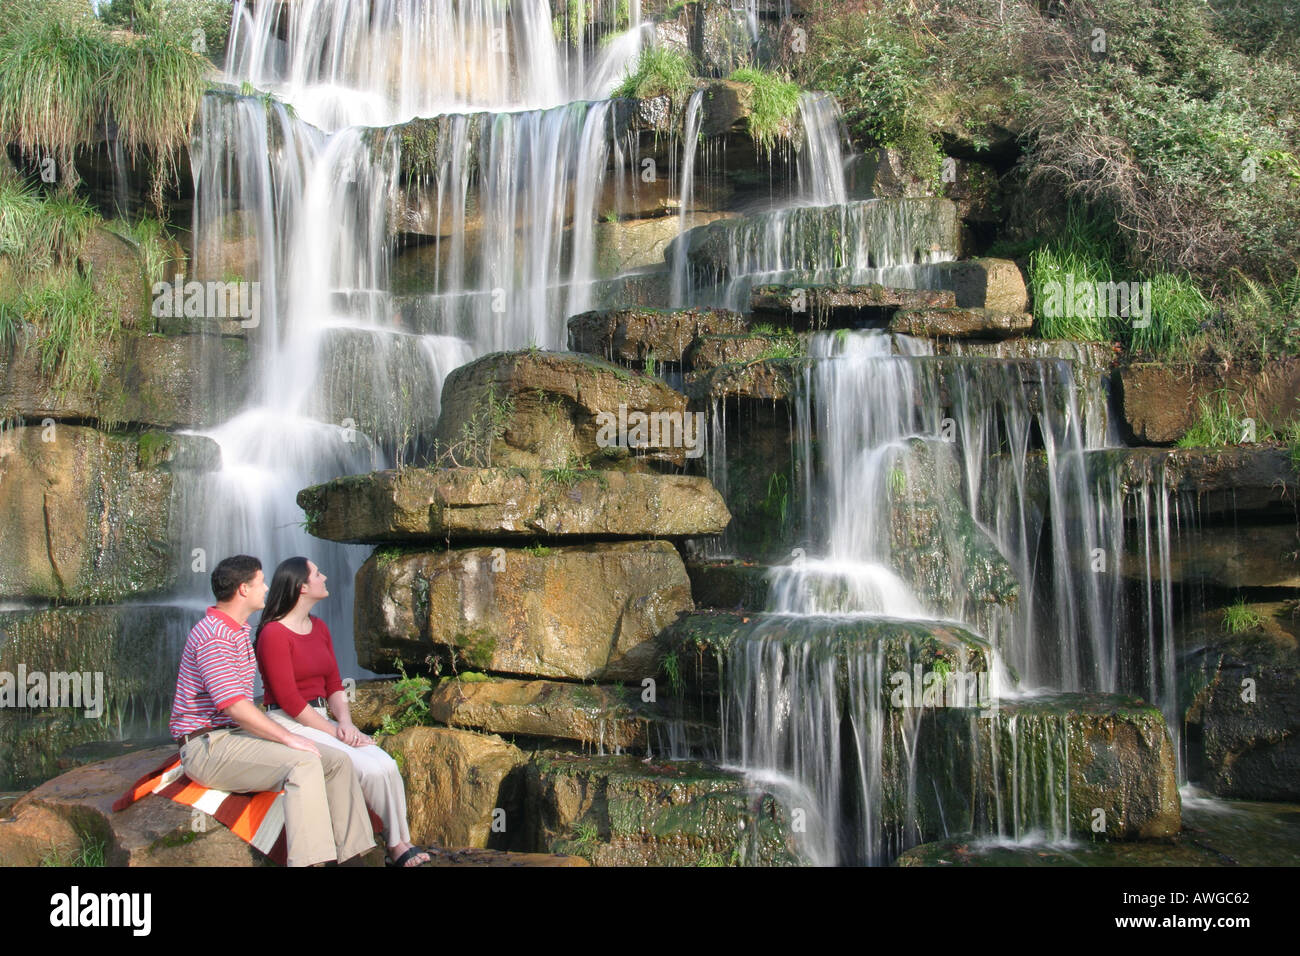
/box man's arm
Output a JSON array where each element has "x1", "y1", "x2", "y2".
[{"x1": 223, "y1": 698, "x2": 321, "y2": 756}]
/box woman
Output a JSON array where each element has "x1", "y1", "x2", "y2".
[{"x1": 255, "y1": 556, "x2": 430, "y2": 868}]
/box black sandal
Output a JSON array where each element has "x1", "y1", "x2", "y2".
[{"x1": 385, "y1": 845, "x2": 431, "y2": 868}]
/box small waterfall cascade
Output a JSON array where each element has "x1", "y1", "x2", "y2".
[
  {"x1": 704, "y1": 321, "x2": 1177, "y2": 861},
  {"x1": 794, "y1": 92, "x2": 849, "y2": 206}
]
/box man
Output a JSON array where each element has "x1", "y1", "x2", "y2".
[{"x1": 169, "y1": 554, "x2": 375, "y2": 866}]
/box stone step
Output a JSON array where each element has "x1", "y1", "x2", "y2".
[
  {"x1": 685, "y1": 332, "x2": 803, "y2": 372},
  {"x1": 749, "y1": 282, "x2": 957, "y2": 324},
  {"x1": 528, "y1": 752, "x2": 804, "y2": 866},
  {"x1": 566, "y1": 307, "x2": 746, "y2": 366},
  {"x1": 299, "y1": 466, "x2": 730, "y2": 543},
  {"x1": 888, "y1": 307, "x2": 1033, "y2": 339},
  {"x1": 355, "y1": 540, "x2": 693, "y2": 681}
]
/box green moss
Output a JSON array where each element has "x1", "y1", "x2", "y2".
[
  {"x1": 454, "y1": 629, "x2": 497, "y2": 671},
  {"x1": 136, "y1": 429, "x2": 174, "y2": 469}
]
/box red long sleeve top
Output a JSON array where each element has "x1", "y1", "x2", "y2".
[{"x1": 256, "y1": 616, "x2": 345, "y2": 718}]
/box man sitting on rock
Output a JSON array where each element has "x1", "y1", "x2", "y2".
[{"x1": 169, "y1": 554, "x2": 375, "y2": 866}]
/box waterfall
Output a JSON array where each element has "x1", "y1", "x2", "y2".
[
  {"x1": 795, "y1": 93, "x2": 848, "y2": 206},
  {"x1": 177, "y1": 0, "x2": 632, "y2": 676},
  {"x1": 670, "y1": 91, "x2": 706, "y2": 308}
]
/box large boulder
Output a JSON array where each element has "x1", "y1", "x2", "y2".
[
  {"x1": 434, "y1": 350, "x2": 694, "y2": 469},
  {"x1": 567, "y1": 306, "x2": 747, "y2": 366},
  {"x1": 749, "y1": 283, "x2": 957, "y2": 326},
  {"x1": 0, "y1": 425, "x2": 217, "y2": 602},
  {"x1": 960, "y1": 694, "x2": 1182, "y2": 840},
  {"x1": 299, "y1": 466, "x2": 730, "y2": 543},
  {"x1": 380, "y1": 727, "x2": 528, "y2": 850},
  {"x1": 355, "y1": 540, "x2": 694, "y2": 680},
  {"x1": 932, "y1": 258, "x2": 1029, "y2": 311},
  {"x1": 1183, "y1": 605, "x2": 1300, "y2": 801}
]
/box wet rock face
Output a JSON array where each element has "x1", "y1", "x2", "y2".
[
  {"x1": 434, "y1": 350, "x2": 693, "y2": 469},
  {"x1": 919, "y1": 693, "x2": 1182, "y2": 842},
  {"x1": 354, "y1": 540, "x2": 693, "y2": 681},
  {"x1": 749, "y1": 283, "x2": 957, "y2": 327},
  {"x1": 300, "y1": 466, "x2": 731, "y2": 543},
  {"x1": 527, "y1": 752, "x2": 803, "y2": 866},
  {"x1": 0, "y1": 329, "x2": 249, "y2": 428},
  {"x1": 0, "y1": 425, "x2": 211, "y2": 602},
  {"x1": 566, "y1": 306, "x2": 747, "y2": 366},
  {"x1": 0, "y1": 604, "x2": 191, "y2": 790},
  {"x1": 1086, "y1": 446, "x2": 1298, "y2": 522},
  {"x1": 1184, "y1": 611, "x2": 1300, "y2": 801},
  {"x1": 1116, "y1": 360, "x2": 1300, "y2": 445}
]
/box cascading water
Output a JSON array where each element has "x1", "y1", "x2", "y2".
[{"x1": 175, "y1": 0, "x2": 640, "y2": 674}]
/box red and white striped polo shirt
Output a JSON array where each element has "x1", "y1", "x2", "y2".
[{"x1": 169, "y1": 606, "x2": 256, "y2": 739}]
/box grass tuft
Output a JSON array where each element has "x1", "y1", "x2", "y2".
[{"x1": 612, "y1": 45, "x2": 696, "y2": 102}]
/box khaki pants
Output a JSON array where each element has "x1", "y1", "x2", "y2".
[
  {"x1": 267, "y1": 706, "x2": 413, "y2": 847},
  {"x1": 180, "y1": 728, "x2": 375, "y2": 867}
]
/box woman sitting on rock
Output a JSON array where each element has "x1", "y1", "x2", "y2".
[{"x1": 255, "y1": 556, "x2": 430, "y2": 868}]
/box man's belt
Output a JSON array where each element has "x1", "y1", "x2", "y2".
[{"x1": 175, "y1": 725, "x2": 234, "y2": 746}]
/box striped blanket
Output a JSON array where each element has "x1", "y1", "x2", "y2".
[{"x1": 113, "y1": 753, "x2": 382, "y2": 865}]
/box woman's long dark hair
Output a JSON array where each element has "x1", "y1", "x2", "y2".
[{"x1": 255, "y1": 556, "x2": 312, "y2": 648}]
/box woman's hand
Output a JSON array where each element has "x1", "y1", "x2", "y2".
[{"x1": 336, "y1": 721, "x2": 372, "y2": 748}]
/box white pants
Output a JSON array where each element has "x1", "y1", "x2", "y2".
[{"x1": 266, "y1": 706, "x2": 412, "y2": 848}]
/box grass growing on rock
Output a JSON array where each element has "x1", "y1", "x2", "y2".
[
  {"x1": 612, "y1": 46, "x2": 696, "y2": 102},
  {"x1": 728, "y1": 67, "x2": 801, "y2": 152},
  {"x1": 0, "y1": 3, "x2": 210, "y2": 206},
  {"x1": 1222, "y1": 599, "x2": 1264, "y2": 635}
]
